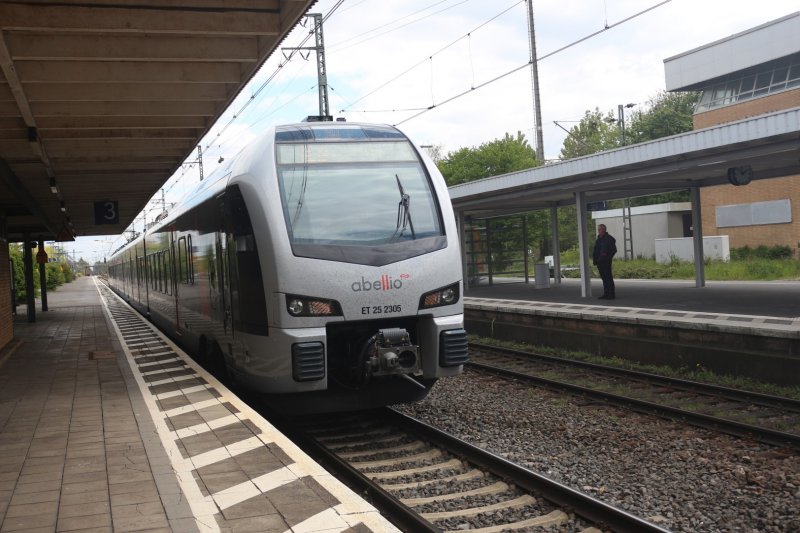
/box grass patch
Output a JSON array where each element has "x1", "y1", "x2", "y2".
[
  {"x1": 470, "y1": 335, "x2": 800, "y2": 400},
  {"x1": 494, "y1": 252, "x2": 800, "y2": 281}
]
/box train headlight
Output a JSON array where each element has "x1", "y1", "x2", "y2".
[
  {"x1": 286, "y1": 294, "x2": 342, "y2": 317},
  {"x1": 419, "y1": 283, "x2": 460, "y2": 309},
  {"x1": 287, "y1": 298, "x2": 305, "y2": 316}
]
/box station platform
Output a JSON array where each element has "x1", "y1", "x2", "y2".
[
  {"x1": 464, "y1": 277, "x2": 800, "y2": 385},
  {"x1": 0, "y1": 277, "x2": 398, "y2": 533},
  {"x1": 466, "y1": 277, "x2": 800, "y2": 332}
]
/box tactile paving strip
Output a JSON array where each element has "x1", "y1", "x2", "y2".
[{"x1": 94, "y1": 280, "x2": 398, "y2": 533}]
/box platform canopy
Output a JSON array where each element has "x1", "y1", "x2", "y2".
[
  {"x1": 0, "y1": 0, "x2": 314, "y2": 242},
  {"x1": 448, "y1": 107, "x2": 800, "y2": 219}
]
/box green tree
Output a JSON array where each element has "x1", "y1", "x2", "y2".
[
  {"x1": 421, "y1": 144, "x2": 444, "y2": 164},
  {"x1": 438, "y1": 131, "x2": 540, "y2": 186},
  {"x1": 93, "y1": 260, "x2": 108, "y2": 276},
  {"x1": 9, "y1": 244, "x2": 26, "y2": 302},
  {"x1": 77, "y1": 257, "x2": 90, "y2": 274},
  {"x1": 8, "y1": 243, "x2": 43, "y2": 302},
  {"x1": 626, "y1": 91, "x2": 699, "y2": 145},
  {"x1": 559, "y1": 108, "x2": 621, "y2": 159}
]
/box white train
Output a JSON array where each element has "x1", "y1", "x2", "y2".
[{"x1": 107, "y1": 122, "x2": 467, "y2": 412}]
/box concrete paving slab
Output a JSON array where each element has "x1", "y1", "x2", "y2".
[{"x1": 1, "y1": 276, "x2": 402, "y2": 533}]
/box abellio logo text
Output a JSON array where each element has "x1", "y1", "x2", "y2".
[{"x1": 351, "y1": 273, "x2": 409, "y2": 292}]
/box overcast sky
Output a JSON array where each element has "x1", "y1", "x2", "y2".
[{"x1": 77, "y1": 0, "x2": 799, "y2": 262}]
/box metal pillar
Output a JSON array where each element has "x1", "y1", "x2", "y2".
[
  {"x1": 691, "y1": 187, "x2": 705, "y2": 288},
  {"x1": 522, "y1": 215, "x2": 529, "y2": 284},
  {"x1": 39, "y1": 263, "x2": 47, "y2": 312},
  {"x1": 575, "y1": 192, "x2": 592, "y2": 297},
  {"x1": 486, "y1": 220, "x2": 493, "y2": 286},
  {"x1": 23, "y1": 234, "x2": 35, "y2": 322},
  {"x1": 37, "y1": 240, "x2": 47, "y2": 311},
  {"x1": 550, "y1": 206, "x2": 561, "y2": 285},
  {"x1": 456, "y1": 210, "x2": 468, "y2": 293},
  {"x1": 311, "y1": 13, "x2": 330, "y2": 118},
  {"x1": 525, "y1": 0, "x2": 544, "y2": 161},
  {"x1": 285, "y1": 14, "x2": 329, "y2": 118}
]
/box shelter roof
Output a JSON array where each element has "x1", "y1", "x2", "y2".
[
  {"x1": 448, "y1": 107, "x2": 800, "y2": 219},
  {"x1": 664, "y1": 12, "x2": 800, "y2": 91},
  {"x1": 0, "y1": 0, "x2": 314, "y2": 242}
]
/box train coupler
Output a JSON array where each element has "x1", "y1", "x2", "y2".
[{"x1": 364, "y1": 328, "x2": 421, "y2": 379}]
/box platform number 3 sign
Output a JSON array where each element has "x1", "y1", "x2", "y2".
[{"x1": 94, "y1": 200, "x2": 119, "y2": 225}]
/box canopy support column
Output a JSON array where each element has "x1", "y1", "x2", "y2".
[
  {"x1": 550, "y1": 206, "x2": 561, "y2": 286},
  {"x1": 575, "y1": 192, "x2": 591, "y2": 297},
  {"x1": 691, "y1": 186, "x2": 705, "y2": 288},
  {"x1": 23, "y1": 233, "x2": 35, "y2": 323},
  {"x1": 456, "y1": 210, "x2": 468, "y2": 292}
]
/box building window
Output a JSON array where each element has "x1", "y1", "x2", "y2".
[
  {"x1": 716, "y1": 199, "x2": 792, "y2": 228},
  {"x1": 695, "y1": 54, "x2": 800, "y2": 113}
]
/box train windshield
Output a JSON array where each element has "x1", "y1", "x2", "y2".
[{"x1": 276, "y1": 133, "x2": 445, "y2": 265}]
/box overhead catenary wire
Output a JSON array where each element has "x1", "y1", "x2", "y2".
[
  {"x1": 328, "y1": 0, "x2": 473, "y2": 52},
  {"x1": 395, "y1": 62, "x2": 530, "y2": 126},
  {"x1": 152, "y1": 2, "x2": 346, "y2": 218},
  {"x1": 339, "y1": 0, "x2": 524, "y2": 113},
  {"x1": 389, "y1": 0, "x2": 673, "y2": 126}
]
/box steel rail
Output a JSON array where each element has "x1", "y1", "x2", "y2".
[
  {"x1": 470, "y1": 341, "x2": 800, "y2": 411},
  {"x1": 260, "y1": 407, "x2": 440, "y2": 533},
  {"x1": 468, "y1": 358, "x2": 800, "y2": 451},
  {"x1": 383, "y1": 408, "x2": 671, "y2": 533},
  {"x1": 266, "y1": 406, "x2": 669, "y2": 532}
]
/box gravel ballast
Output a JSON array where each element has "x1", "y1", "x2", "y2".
[{"x1": 395, "y1": 369, "x2": 800, "y2": 533}]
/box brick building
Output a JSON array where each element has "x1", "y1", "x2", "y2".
[{"x1": 664, "y1": 12, "x2": 800, "y2": 257}]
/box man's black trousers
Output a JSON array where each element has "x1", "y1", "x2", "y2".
[{"x1": 597, "y1": 259, "x2": 615, "y2": 297}]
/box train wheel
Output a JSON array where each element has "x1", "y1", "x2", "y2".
[
  {"x1": 197, "y1": 336, "x2": 211, "y2": 368},
  {"x1": 208, "y1": 342, "x2": 230, "y2": 382}
]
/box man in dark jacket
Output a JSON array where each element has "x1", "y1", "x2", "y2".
[{"x1": 593, "y1": 224, "x2": 617, "y2": 299}]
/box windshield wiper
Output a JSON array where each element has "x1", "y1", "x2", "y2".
[{"x1": 394, "y1": 174, "x2": 416, "y2": 240}]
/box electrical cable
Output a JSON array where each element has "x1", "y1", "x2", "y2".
[
  {"x1": 339, "y1": 0, "x2": 523, "y2": 113},
  {"x1": 329, "y1": 0, "x2": 470, "y2": 52},
  {"x1": 391, "y1": 0, "x2": 672, "y2": 125},
  {"x1": 395, "y1": 61, "x2": 529, "y2": 126},
  {"x1": 152, "y1": 2, "x2": 346, "y2": 215}
]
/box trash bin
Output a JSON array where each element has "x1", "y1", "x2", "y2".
[{"x1": 534, "y1": 263, "x2": 550, "y2": 289}]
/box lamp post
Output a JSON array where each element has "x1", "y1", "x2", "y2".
[{"x1": 617, "y1": 103, "x2": 636, "y2": 145}]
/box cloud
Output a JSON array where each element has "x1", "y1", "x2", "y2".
[{"x1": 109, "y1": 0, "x2": 797, "y2": 250}]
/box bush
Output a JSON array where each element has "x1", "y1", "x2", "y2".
[
  {"x1": 557, "y1": 256, "x2": 800, "y2": 281},
  {"x1": 731, "y1": 245, "x2": 793, "y2": 260},
  {"x1": 45, "y1": 262, "x2": 65, "y2": 290}
]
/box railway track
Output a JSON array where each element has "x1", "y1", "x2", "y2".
[
  {"x1": 469, "y1": 342, "x2": 800, "y2": 451},
  {"x1": 264, "y1": 407, "x2": 669, "y2": 533}
]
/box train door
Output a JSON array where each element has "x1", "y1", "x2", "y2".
[
  {"x1": 142, "y1": 237, "x2": 150, "y2": 312},
  {"x1": 134, "y1": 249, "x2": 141, "y2": 304},
  {"x1": 170, "y1": 231, "x2": 180, "y2": 333},
  {"x1": 217, "y1": 196, "x2": 233, "y2": 337}
]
